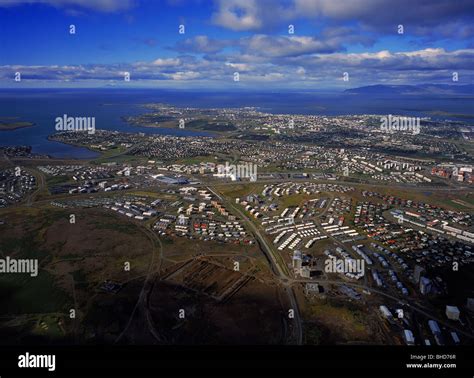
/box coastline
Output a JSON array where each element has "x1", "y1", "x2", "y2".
[
  {"x1": 45, "y1": 135, "x2": 101, "y2": 160},
  {"x1": 0, "y1": 122, "x2": 35, "y2": 131}
]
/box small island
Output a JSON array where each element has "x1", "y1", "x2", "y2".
[
  {"x1": 122, "y1": 103, "x2": 237, "y2": 133},
  {"x1": 0, "y1": 119, "x2": 35, "y2": 131}
]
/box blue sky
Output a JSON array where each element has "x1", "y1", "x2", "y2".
[{"x1": 1, "y1": 0, "x2": 474, "y2": 89}]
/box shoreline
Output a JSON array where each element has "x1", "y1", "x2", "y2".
[
  {"x1": 0, "y1": 122, "x2": 35, "y2": 131},
  {"x1": 45, "y1": 136, "x2": 101, "y2": 160}
]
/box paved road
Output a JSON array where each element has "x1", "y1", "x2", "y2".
[
  {"x1": 208, "y1": 185, "x2": 303, "y2": 344},
  {"x1": 208, "y1": 186, "x2": 289, "y2": 279},
  {"x1": 25, "y1": 167, "x2": 45, "y2": 206},
  {"x1": 115, "y1": 222, "x2": 162, "y2": 343}
]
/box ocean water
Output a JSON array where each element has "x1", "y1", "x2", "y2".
[
  {"x1": 0, "y1": 89, "x2": 217, "y2": 159},
  {"x1": 1, "y1": 88, "x2": 473, "y2": 158}
]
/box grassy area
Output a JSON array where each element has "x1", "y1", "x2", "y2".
[
  {"x1": 94, "y1": 146, "x2": 125, "y2": 158},
  {"x1": 185, "y1": 119, "x2": 237, "y2": 132},
  {"x1": 304, "y1": 324, "x2": 323, "y2": 344},
  {"x1": 176, "y1": 156, "x2": 215, "y2": 165},
  {"x1": 0, "y1": 205, "x2": 160, "y2": 342},
  {"x1": 306, "y1": 238, "x2": 333, "y2": 255},
  {"x1": 279, "y1": 193, "x2": 313, "y2": 208},
  {"x1": 216, "y1": 183, "x2": 264, "y2": 198},
  {"x1": 91, "y1": 146, "x2": 147, "y2": 165},
  {"x1": 354, "y1": 183, "x2": 472, "y2": 211},
  {"x1": 46, "y1": 175, "x2": 70, "y2": 186},
  {"x1": 31, "y1": 314, "x2": 64, "y2": 338},
  {"x1": 304, "y1": 299, "x2": 369, "y2": 340},
  {"x1": 0, "y1": 271, "x2": 70, "y2": 315},
  {"x1": 0, "y1": 233, "x2": 50, "y2": 261},
  {"x1": 0, "y1": 216, "x2": 71, "y2": 316},
  {"x1": 127, "y1": 190, "x2": 171, "y2": 199},
  {"x1": 91, "y1": 220, "x2": 140, "y2": 234}
]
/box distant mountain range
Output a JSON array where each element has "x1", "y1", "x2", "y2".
[{"x1": 344, "y1": 84, "x2": 474, "y2": 96}]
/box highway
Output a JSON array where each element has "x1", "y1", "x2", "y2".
[
  {"x1": 207, "y1": 185, "x2": 303, "y2": 345},
  {"x1": 115, "y1": 221, "x2": 162, "y2": 343}
]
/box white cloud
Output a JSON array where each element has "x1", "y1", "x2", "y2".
[
  {"x1": 211, "y1": 0, "x2": 474, "y2": 38},
  {"x1": 242, "y1": 35, "x2": 342, "y2": 57},
  {"x1": 167, "y1": 71, "x2": 201, "y2": 80},
  {"x1": 174, "y1": 35, "x2": 231, "y2": 54},
  {"x1": 150, "y1": 58, "x2": 181, "y2": 67},
  {"x1": 2, "y1": 48, "x2": 474, "y2": 87},
  {"x1": 225, "y1": 62, "x2": 251, "y2": 71},
  {"x1": 212, "y1": 0, "x2": 262, "y2": 31}
]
